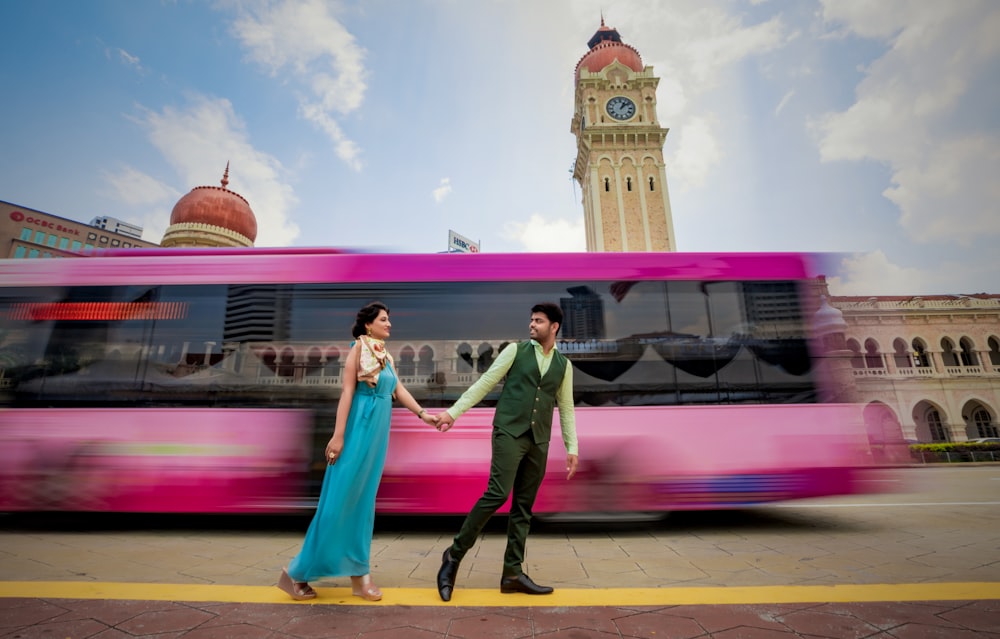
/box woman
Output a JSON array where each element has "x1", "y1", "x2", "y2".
[{"x1": 278, "y1": 301, "x2": 438, "y2": 601}]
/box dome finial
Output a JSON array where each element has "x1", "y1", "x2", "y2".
[
  {"x1": 600, "y1": 11, "x2": 605, "y2": 27},
  {"x1": 221, "y1": 162, "x2": 230, "y2": 189}
]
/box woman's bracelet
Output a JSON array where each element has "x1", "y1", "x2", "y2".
[{"x1": 417, "y1": 408, "x2": 426, "y2": 417}]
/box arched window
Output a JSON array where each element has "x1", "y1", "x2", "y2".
[
  {"x1": 278, "y1": 348, "x2": 295, "y2": 377},
  {"x1": 456, "y1": 343, "x2": 473, "y2": 373},
  {"x1": 940, "y1": 338, "x2": 960, "y2": 367},
  {"x1": 912, "y1": 339, "x2": 930, "y2": 367},
  {"x1": 626, "y1": 176, "x2": 632, "y2": 191},
  {"x1": 973, "y1": 408, "x2": 998, "y2": 438},
  {"x1": 398, "y1": 346, "x2": 415, "y2": 377},
  {"x1": 892, "y1": 338, "x2": 911, "y2": 368},
  {"x1": 988, "y1": 336, "x2": 1000, "y2": 366},
  {"x1": 959, "y1": 337, "x2": 978, "y2": 366},
  {"x1": 927, "y1": 409, "x2": 948, "y2": 442},
  {"x1": 417, "y1": 345, "x2": 435, "y2": 376},
  {"x1": 260, "y1": 348, "x2": 277, "y2": 375},
  {"x1": 649, "y1": 176, "x2": 655, "y2": 191},
  {"x1": 847, "y1": 338, "x2": 864, "y2": 369},
  {"x1": 305, "y1": 347, "x2": 323, "y2": 377},
  {"x1": 477, "y1": 343, "x2": 495, "y2": 373},
  {"x1": 864, "y1": 338, "x2": 883, "y2": 369},
  {"x1": 604, "y1": 177, "x2": 610, "y2": 192},
  {"x1": 324, "y1": 348, "x2": 341, "y2": 377}
]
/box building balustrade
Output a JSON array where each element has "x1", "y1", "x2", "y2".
[
  {"x1": 854, "y1": 364, "x2": 996, "y2": 379},
  {"x1": 945, "y1": 365, "x2": 983, "y2": 376},
  {"x1": 893, "y1": 367, "x2": 935, "y2": 377}
]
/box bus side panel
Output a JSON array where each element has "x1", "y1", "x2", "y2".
[
  {"x1": 378, "y1": 403, "x2": 877, "y2": 515},
  {"x1": 0, "y1": 408, "x2": 312, "y2": 512}
]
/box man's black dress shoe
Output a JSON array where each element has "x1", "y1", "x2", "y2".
[
  {"x1": 437, "y1": 548, "x2": 459, "y2": 601},
  {"x1": 500, "y1": 573, "x2": 554, "y2": 595}
]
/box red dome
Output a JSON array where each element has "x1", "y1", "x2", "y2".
[
  {"x1": 575, "y1": 23, "x2": 644, "y2": 79},
  {"x1": 169, "y1": 178, "x2": 257, "y2": 243}
]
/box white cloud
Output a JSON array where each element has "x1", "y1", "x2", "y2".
[
  {"x1": 601, "y1": 2, "x2": 789, "y2": 191},
  {"x1": 230, "y1": 0, "x2": 367, "y2": 170},
  {"x1": 98, "y1": 167, "x2": 179, "y2": 243},
  {"x1": 824, "y1": 250, "x2": 994, "y2": 296},
  {"x1": 100, "y1": 166, "x2": 179, "y2": 206},
  {"x1": 774, "y1": 89, "x2": 795, "y2": 116},
  {"x1": 432, "y1": 178, "x2": 452, "y2": 204},
  {"x1": 503, "y1": 214, "x2": 586, "y2": 252},
  {"x1": 116, "y1": 48, "x2": 144, "y2": 74},
  {"x1": 815, "y1": 1, "x2": 1000, "y2": 244},
  {"x1": 134, "y1": 94, "x2": 300, "y2": 246},
  {"x1": 666, "y1": 116, "x2": 723, "y2": 190}
]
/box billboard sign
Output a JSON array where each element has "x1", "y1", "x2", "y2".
[{"x1": 448, "y1": 230, "x2": 480, "y2": 253}]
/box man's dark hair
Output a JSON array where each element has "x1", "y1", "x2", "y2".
[{"x1": 531, "y1": 302, "x2": 563, "y2": 334}]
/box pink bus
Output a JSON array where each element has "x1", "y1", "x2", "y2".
[{"x1": 0, "y1": 249, "x2": 886, "y2": 515}]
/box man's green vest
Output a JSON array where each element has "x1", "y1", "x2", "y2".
[{"x1": 493, "y1": 341, "x2": 568, "y2": 444}]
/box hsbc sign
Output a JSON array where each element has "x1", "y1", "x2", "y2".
[{"x1": 448, "y1": 229, "x2": 480, "y2": 253}]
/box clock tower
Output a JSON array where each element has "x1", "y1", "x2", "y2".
[{"x1": 571, "y1": 20, "x2": 676, "y2": 252}]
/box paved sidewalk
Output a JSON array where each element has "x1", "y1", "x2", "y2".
[{"x1": 2, "y1": 466, "x2": 1000, "y2": 637}]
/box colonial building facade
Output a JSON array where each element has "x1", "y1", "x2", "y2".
[{"x1": 831, "y1": 294, "x2": 1000, "y2": 443}]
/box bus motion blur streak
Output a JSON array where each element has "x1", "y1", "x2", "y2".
[{"x1": 0, "y1": 249, "x2": 887, "y2": 515}]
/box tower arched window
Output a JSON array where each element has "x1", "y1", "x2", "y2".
[
  {"x1": 604, "y1": 177, "x2": 610, "y2": 192},
  {"x1": 626, "y1": 177, "x2": 632, "y2": 191},
  {"x1": 911, "y1": 339, "x2": 930, "y2": 367},
  {"x1": 649, "y1": 176, "x2": 655, "y2": 191},
  {"x1": 927, "y1": 408, "x2": 948, "y2": 442},
  {"x1": 959, "y1": 337, "x2": 978, "y2": 366}
]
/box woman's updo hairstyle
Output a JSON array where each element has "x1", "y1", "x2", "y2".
[{"x1": 351, "y1": 301, "x2": 389, "y2": 338}]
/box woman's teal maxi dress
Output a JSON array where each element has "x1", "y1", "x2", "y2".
[{"x1": 287, "y1": 354, "x2": 396, "y2": 581}]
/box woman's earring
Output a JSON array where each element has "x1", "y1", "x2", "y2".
[{"x1": 366, "y1": 327, "x2": 372, "y2": 336}]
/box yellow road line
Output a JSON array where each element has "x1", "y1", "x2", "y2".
[{"x1": 0, "y1": 582, "x2": 998, "y2": 606}]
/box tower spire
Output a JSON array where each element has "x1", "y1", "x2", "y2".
[{"x1": 221, "y1": 162, "x2": 230, "y2": 189}]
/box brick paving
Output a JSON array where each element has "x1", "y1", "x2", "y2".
[{"x1": 2, "y1": 597, "x2": 1000, "y2": 638}]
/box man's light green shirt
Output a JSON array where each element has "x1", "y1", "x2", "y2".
[{"x1": 445, "y1": 341, "x2": 578, "y2": 455}]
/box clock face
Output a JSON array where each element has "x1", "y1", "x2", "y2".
[{"x1": 606, "y1": 96, "x2": 636, "y2": 121}]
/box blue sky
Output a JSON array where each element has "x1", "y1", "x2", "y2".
[{"x1": 1, "y1": 0, "x2": 997, "y2": 296}]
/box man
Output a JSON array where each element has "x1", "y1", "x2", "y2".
[{"x1": 434, "y1": 303, "x2": 579, "y2": 601}]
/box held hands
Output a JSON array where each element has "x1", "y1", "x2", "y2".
[
  {"x1": 434, "y1": 411, "x2": 455, "y2": 432},
  {"x1": 419, "y1": 411, "x2": 439, "y2": 428}
]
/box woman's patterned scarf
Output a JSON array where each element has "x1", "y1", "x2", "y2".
[{"x1": 358, "y1": 334, "x2": 391, "y2": 387}]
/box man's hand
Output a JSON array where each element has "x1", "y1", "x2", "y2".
[
  {"x1": 435, "y1": 411, "x2": 455, "y2": 432},
  {"x1": 565, "y1": 454, "x2": 578, "y2": 480}
]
